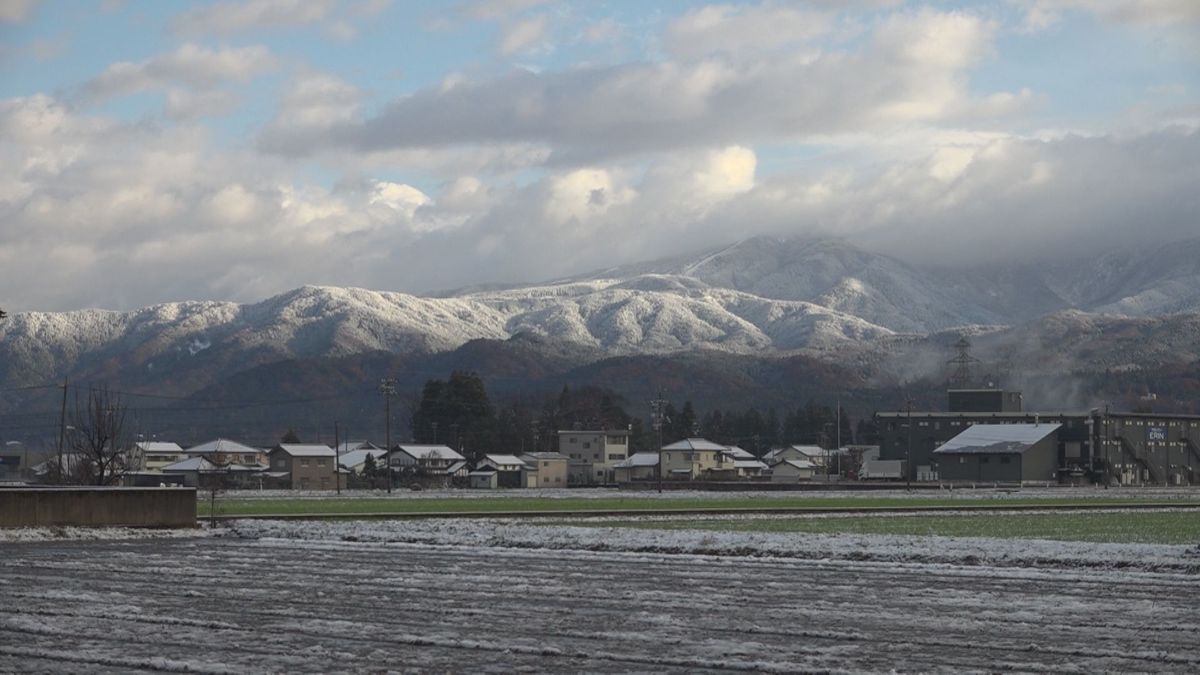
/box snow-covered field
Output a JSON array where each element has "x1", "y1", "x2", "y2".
[
  {"x1": 217, "y1": 485, "x2": 1200, "y2": 501},
  {"x1": 3, "y1": 516, "x2": 1199, "y2": 672}
]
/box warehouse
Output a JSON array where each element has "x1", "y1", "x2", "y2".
[
  {"x1": 876, "y1": 389, "x2": 1200, "y2": 485},
  {"x1": 933, "y1": 423, "x2": 1060, "y2": 483}
]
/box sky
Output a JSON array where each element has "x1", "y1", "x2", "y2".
[{"x1": 1, "y1": 0, "x2": 1198, "y2": 312}]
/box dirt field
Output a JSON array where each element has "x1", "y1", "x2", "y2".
[{"x1": 2, "y1": 523, "x2": 1198, "y2": 673}]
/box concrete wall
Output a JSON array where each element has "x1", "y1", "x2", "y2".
[{"x1": 0, "y1": 487, "x2": 196, "y2": 528}]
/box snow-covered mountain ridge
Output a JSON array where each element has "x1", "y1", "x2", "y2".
[{"x1": 4, "y1": 235, "x2": 1200, "y2": 393}]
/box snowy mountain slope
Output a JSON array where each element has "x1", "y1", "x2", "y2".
[{"x1": 0, "y1": 281, "x2": 893, "y2": 394}]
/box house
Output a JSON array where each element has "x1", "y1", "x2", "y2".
[
  {"x1": 267, "y1": 444, "x2": 344, "y2": 490},
  {"x1": 468, "y1": 467, "x2": 498, "y2": 489},
  {"x1": 771, "y1": 458, "x2": 817, "y2": 482},
  {"x1": 660, "y1": 438, "x2": 735, "y2": 480},
  {"x1": 612, "y1": 452, "x2": 659, "y2": 483},
  {"x1": 157, "y1": 456, "x2": 268, "y2": 488},
  {"x1": 733, "y1": 459, "x2": 769, "y2": 478},
  {"x1": 932, "y1": 423, "x2": 1062, "y2": 483},
  {"x1": 131, "y1": 441, "x2": 185, "y2": 472},
  {"x1": 518, "y1": 452, "x2": 569, "y2": 488},
  {"x1": 478, "y1": 454, "x2": 528, "y2": 488},
  {"x1": 185, "y1": 438, "x2": 266, "y2": 467},
  {"x1": 763, "y1": 445, "x2": 829, "y2": 470},
  {"x1": 390, "y1": 444, "x2": 468, "y2": 476},
  {"x1": 557, "y1": 429, "x2": 630, "y2": 484},
  {"x1": 337, "y1": 448, "x2": 388, "y2": 474}
]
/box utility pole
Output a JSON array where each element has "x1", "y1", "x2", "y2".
[
  {"x1": 650, "y1": 391, "x2": 667, "y2": 493},
  {"x1": 334, "y1": 420, "x2": 341, "y2": 495},
  {"x1": 905, "y1": 397, "x2": 913, "y2": 491},
  {"x1": 379, "y1": 378, "x2": 396, "y2": 493},
  {"x1": 836, "y1": 398, "x2": 842, "y2": 480},
  {"x1": 56, "y1": 377, "x2": 68, "y2": 482}
]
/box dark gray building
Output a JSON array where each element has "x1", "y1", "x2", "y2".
[
  {"x1": 876, "y1": 390, "x2": 1200, "y2": 485},
  {"x1": 933, "y1": 423, "x2": 1060, "y2": 483}
]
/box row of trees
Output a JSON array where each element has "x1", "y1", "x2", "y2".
[{"x1": 405, "y1": 371, "x2": 875, "y2": 461}]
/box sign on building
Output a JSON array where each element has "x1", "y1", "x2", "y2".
[{"x1": 1147, "y1": 426, "x2": 1167, "y2": 442}]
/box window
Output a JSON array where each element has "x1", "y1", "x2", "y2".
[
  {"x1": 593, "y1": 453, "x2": 599, "y2": 460},
  {"x1": 980, "y1": 456, "x2": 990, "y2": 464},
  {"x1": 608, "y1": 453, "x2": 624, "y2": 461},
  {"x1": 1000, "y1": 456, "x2": 1011, "y2": 464},
  {"x1": 316, "y1": 459, "x2": 327, "y2": 467},
  {"x1": 543, "y1": 477, "x2": 549, "y2": 483},
  {"x1": 583, "y1": 442, "x2": 591, "y2": 449},
  {"x1": 569, "y1": 437, "x2": 577, "y2": 444},
  {"x1": 301, "y1": 458, "x2": 310, "y2": 467},
  {"x1": 274, "y1": 459, "x2": 286, "y2": 469}
]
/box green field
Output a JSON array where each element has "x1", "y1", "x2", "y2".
[
  {"x1": 577, "y1": 510, "x2": 1200, "y2": 544},
  {"x1": 200, "y1": 493, "x2": 1195, "y2": 518}
]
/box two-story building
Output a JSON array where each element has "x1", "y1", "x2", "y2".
[
  {"x1": 518, "y1": 451, "x2": 569, "y2": 488},
  {"x1": 557, "y1": 429, "x2": 630, "y2": 484},
  {"x1": 390, "y1": 444, "x2": 468, "y2": 478},
  {"x1": 660, "y1": 438, "x2": 735, "y2": 480},
  {"x1": 131, "y1": 441, "x2": 185, "y2": 472},
  {"x1": 185, "y1": 438, "x2": 266, "y2": 467},
  {"x1": 267, "y1": 444, "x2": 343, "y2": 490}
]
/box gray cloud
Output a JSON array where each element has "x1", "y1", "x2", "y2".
[
  {"x1": 261, "y1": 9, "x2": 1007, "y2": 165},
  {"x1": 81, "y1": 44, "x2": 278, "y2": 101},
  {"x1": 173, "y1": 0, "x2": 337, "y2": 34}
]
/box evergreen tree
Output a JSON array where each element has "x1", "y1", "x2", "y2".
[{"x1": 280, "y1": 428, "x2": 301, "y2": 444}]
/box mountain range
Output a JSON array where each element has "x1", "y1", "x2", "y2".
[{"x1": 4, "y1": 235, "x2": 1200, "y2": 442}]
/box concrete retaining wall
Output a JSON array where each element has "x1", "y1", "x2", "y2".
[{"x1": 0, "y1": 487, "x2": 197, "y2": 528}]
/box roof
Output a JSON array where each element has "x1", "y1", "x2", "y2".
[
  {"x1": 661, "y1": 438, "x2": 727, "y2": 452},
  {"x1": 337, "y1": 440, "x2": 382, "y2": 454},
  {"x1": 775, "y1": 458, "x2": 816, "y2": 470},
  {"x1": 160, "y1": 456, "x2": 219, "y2": 472},
  {"x1": 934, "y1": 423, "x2": 1062, "y2": 455},
  {"x1": 483, "y1": 454, "x2": 528, "y2": 468},
  {"x1": 338, "y1": 449, "x2": 386, "y2": 468},
  {"x1": 468, "y1": 468, "x2": 497, "y2": 476},
  {"x1": 445, "y1": 461, "x2": 468, "y2": 474},
  {"x1": 187, "y1": 438, "x2": 261, "y2": 456},
  {"x1": 135, "y1": 441, "x2": 183, "y2": 453},
  {"x1": 722, "y1": 446, "x2": 755, "y2": 460},
  {"x1": 613, "y1": 452, "x2": 659, "y2": 468},
  {"x1": 394, "y1": 444, "x2": 466, "y2": 462},
  {"x1": 520, "y1": 452, "x2": 569, "y2": 461},
  {"x1": 274, "y1": 444, "x2": 336, "y2": 457},
  {"x1": 734, "y1": 460, "x2": 768, "y2": 470}
]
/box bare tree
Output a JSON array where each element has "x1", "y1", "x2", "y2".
[{"x1": 66, "y1": 385, "x2": 129, "y2": 485}]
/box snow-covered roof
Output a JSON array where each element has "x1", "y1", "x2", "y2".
[
  {"x1": 763, "y1": 445, "x2": 827, "y2": 462},
  {"x1": 187, "y1": 438, "x2": 261, "y2": 456},
  {"x1": 160, "y1": 456, "x2": 219, "y2": 472},
  {"x1": 734, "y1": 460, "x2": 769, "y2": 470},
  {"x1": 338, "y1": 449, "x2": 386, "y2": 469},
  {"x1": 483, "y1": 454, "x2": 528, "y2": 468},
  {"x1": 337, "y1": 440, "x2": 381, "y2": 454},
  {"x1": 274, "y1": 444, "x2": 336, "y2": 457},
  {"x1": 520, "y1": 452, "x2": 568, "y2": 461},
  {"x1": 394, "y1": 444, "x2": 466, "y2": 461},
  {"x1": 775, "y1": 458, "x2": 816, "y2": 470},
  {"x1": 613, "y1": 452, "x2": 659, "y2": 468},
  {"x1": 934, "y1": 423, "x2": 1062, "y2": 455},
  {"x1": 722, "y1": 446, "x2": 755, "y2": 460},
  {"x1": 135, "y1": 441, "x2": 183, "y2": 454},
  {"x1": 445, "y1": 461, "x2": 468, "y2": 474},
  {"x1": 661, "y1": 438, "x2": 727, "y2": 452}
]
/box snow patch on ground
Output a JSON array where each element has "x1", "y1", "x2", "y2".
[
  {"x1": 0, "y1": 525, "x2": 212, "y2": 543},
  {"x1": 226, "y1": 517, "x2": 1200, "y2": 574}
]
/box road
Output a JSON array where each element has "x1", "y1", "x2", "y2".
[{"x1": 1, "y1": 535, "x2": 1198, "y2": 672}]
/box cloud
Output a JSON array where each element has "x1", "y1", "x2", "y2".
[
  {"x1": 498, "y1": 14, "x2": 548, "y2": 55},
  {"x1": 665, "y1": 4, "x2": 835, "y2": 59},
  {"x1": 261, "y1": 8, "x2": 1008, "y2": 166},
  {"x1": 165, "y1": 88, "x2": 241, "y2": 120},
  {"x1": 1016, "y1": 0, "x2": 1200, "y2": 31},
  {"x1": 0, "y1": 0, "x2": 39, "y2": 23},
  {"x1": 81, "y1": 44, "x2": 278, "y2": 101},
  {"x1": 461, "y1": 0, "x2": 550, "y2": 21},
  {"x1": 174, "y1": 0, "x2": 337, "y2": 34}
]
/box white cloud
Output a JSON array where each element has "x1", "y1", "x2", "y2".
[
  {"x1": 1016, "y1": 0, "x2": 1200, "y2": 31},
  {"x1": 462, "y1": 0, "x2": 549, "y2": 21},
  {"x1": 0, "y1": 0, "x2": 39, "y2": 23},
  {"x1": 498, "y1": 14, "x2": 548, "y2": 55},
  {"x1": 165, "y1": 88, "x2": 240, "y2": 120},
  {"x1": 666, "y1": 4, "x2": 834, "y2": 59},
  {"x1": 174, "y1": 0, "x2": 337, "y2": 34},
  {"x1": 82, "y1": 44, "x2": 278, "y2": 101}
]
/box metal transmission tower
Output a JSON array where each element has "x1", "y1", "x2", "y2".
[
  {"x1": 946, "y1": 336, "x2": 982, "y2": 388},
  {"x1": 379, "y1": 378, "x2": 396, "y2": 493}
]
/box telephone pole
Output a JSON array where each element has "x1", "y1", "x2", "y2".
[
  {"x1": 56, "y1": 377, "x2": 68, "y2": 482},
  {"x1": 650, "y1": 391, "x2": 668, "y2": 493},
  {"x1": 379, "y1": 378, "x2": 396, "y2": 493}
]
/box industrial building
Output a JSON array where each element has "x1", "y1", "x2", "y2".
[{"x1": 876, "y1": 389, "x2": 1200, "y2": 485}]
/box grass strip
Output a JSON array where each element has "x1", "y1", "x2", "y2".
[{"x1": 568, "y1": 510, "x2": 1200, "y2": 545}]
